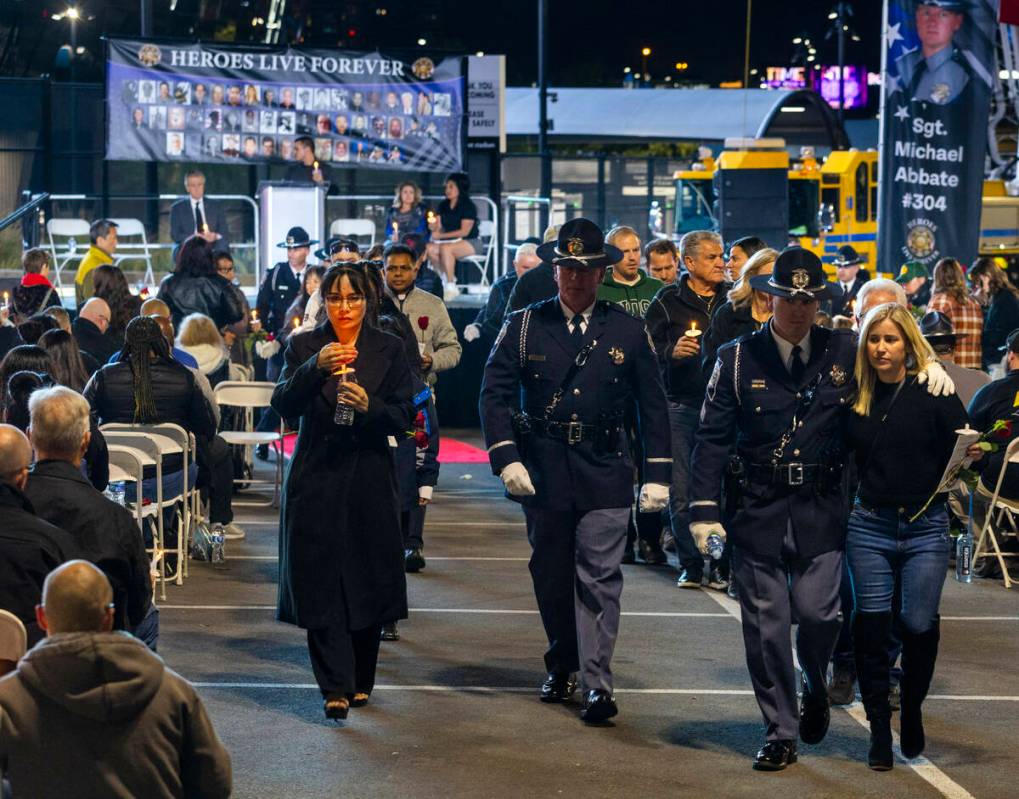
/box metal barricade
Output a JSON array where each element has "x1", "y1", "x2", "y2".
[{"x1": 502, "y1": 194, "x2": 551, "y2": 265}]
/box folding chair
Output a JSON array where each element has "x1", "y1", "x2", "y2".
[
  {"x1": 973, "y1": 436, "x2": 1019, "y2": 589},
  {"x1": 109, "y1": 217, "x2": 156, "y2": 285},
  {"x1": 45, "y1": 218, "x2": 91, "y2": 289},
  {"x1": 105, "y1": 444, "x2": 162, "y2": 597},
  {"x1": 329, "y1": 218, "x2": 376, "y2": 250},
  {"x1": 214, "y1": 381, "x2": 284, "y2": 507},
  {"x1": 458, "y1": 218, "x2": 496, "y2": 289}
]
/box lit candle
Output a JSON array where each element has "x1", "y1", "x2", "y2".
[
  {"x1": 202, "y1": 223, "x2": 210, "y2": 234},
  {"x1": 293, "y1": 316, "x2": 300, "y2": 330},
  {"x1": 250, "y1": 309, "x2": 259, "y2": 322},
  {"x1": 392, "y1": 220, "x2": 399, "y2": 238},
  {"x1": 313, "y1": 160, "x2": 319, "y2": 171},
  {"x1": 685, "y1": 320, "x2": 701, "y2": 338},
  {"x1": 2, "y1": 291, "x2": 8, "y2": 306}
]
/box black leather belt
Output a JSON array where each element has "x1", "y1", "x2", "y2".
[
  {"x1": 532, "y1": 419, "x2": 599, "y2": 445},
  {"x1": 748, "y1": 462, "x2": 823, "y2": 487}
]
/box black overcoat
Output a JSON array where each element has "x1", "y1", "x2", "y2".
[{"x1": 272, "y1": 320, "x2": 413, "y2": 630}]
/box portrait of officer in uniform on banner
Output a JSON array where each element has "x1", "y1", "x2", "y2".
[{"x1": 892, "y1": 0, "x2": 994, "y2": 106}]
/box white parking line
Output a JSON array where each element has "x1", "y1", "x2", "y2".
[{"x1": 701, "y1": 590, "x2": 976, "y2": 799}]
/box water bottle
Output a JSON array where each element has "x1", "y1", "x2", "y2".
[
  {"x1": 955, "y1": 529, "x2": 972, "y2": 583},
  {"x1": 706, "y1": 533, "x2": 725, "y2": 561},
  {"x1": 104, "y1": 481, "x2": 126, "y2": 506},
  {"x1": 211, "y1": 528, "x2": 226, "y2": 565},
  {"x1": 68, "y1": 237, "x2": 78, "y2": 254},
  {"x1": 334, "y1": 368, "x2": 357, "y2": 426}
]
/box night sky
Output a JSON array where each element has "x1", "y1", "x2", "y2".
[{"x1": 6, "y1": 0, "x2": 884, "y2": 88}]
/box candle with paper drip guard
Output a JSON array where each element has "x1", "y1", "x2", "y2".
[
  {"x1": 293, "y1": 316, "x2": 301, "y2": 330},
  {"x1": 333, "y1": 362, "x2": 358, "y2": 426},
  {"x1": 250, "y1": 309, "x2": 259, "y2": 323},
  {"x1": 684, "y1": 320, "x2": 702, "y2": 338}
]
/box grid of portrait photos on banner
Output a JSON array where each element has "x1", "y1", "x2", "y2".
[{"x1": 123, "y1": 77, "x2": 456, "y2": 166}]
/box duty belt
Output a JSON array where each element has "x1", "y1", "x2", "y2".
[
  {"x1": 531, "y1": 418, "x2": 600, "y2": 445},
  {"x1": 748, "y1": 462, "x2": 823, "y2": 487}
]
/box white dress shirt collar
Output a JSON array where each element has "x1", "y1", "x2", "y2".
[
  {"x1": 559, "y1": 300, "x2": 595, "y2": 332},
  {"x1": 770, "y1": 325, "x2": 812, "y2": 371}
]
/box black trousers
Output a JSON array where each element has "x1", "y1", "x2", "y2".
[
  {"x1": 197, "y1": 434, "x2": 234, "y2": 525},
  {"x1": 401, "y1": 504, "x2": 426, "y2": 550},
  {"x1": 307, "y1": 623, "x2": 383, "y2": 697}
]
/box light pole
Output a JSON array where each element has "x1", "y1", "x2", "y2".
[
  {"x1": 641, "y1": 47, "x2": 651, "y2": 87},
  {"x1": 827, "y1": 2, "x2": 859, "y2": 128},
  {"x1": 538, "y1": 0, "x2": 551, "y2": 229}
]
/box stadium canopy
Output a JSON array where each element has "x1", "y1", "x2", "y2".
[{"x1": 505, "y1": 88, "x2": 850, "y2": 151}]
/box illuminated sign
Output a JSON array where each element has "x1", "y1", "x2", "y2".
[{"x1": 760, "y1": 65, "x2": 870, "y2": 109}]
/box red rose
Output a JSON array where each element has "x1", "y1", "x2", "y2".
[
  {"x1": 414, "y1": 430, "x2": 430, "y2": 448},
  {"x1": 267, "y1": 332, "x2": 276, "y2": 342},
  {"x1": 994, "y1": 420, "x2": 1013, "y2": 441},
  {"x1": 417, "y1": 316, "x2": 430, "y2": 331},
  {"x1": 414, "y1": 410, "x2": 426, "y2": 428}
]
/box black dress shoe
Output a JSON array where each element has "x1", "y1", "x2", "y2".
[
  {"x1": 637, "y1": 539, "x2": 668, "y2": 565},
  {"x1": 539, "y1": 672, "x2": 578, "y2": 703},
  {"x1": 381, "y1": 622, "x2": 399, "y2": 641},
  {"x1": 753, "y1": 740, "x2": 797, "y2": 771},
  {"x1": 255, "y1": 444, "x2": 269, "y2": 461},
  {"x1": 580, "y1": 689, "x2": 618, "y2": 723},
  {"x1": 621, "y1": 546, "x2": 636, "y2": 565},
  {"x1": 404, "y1": 548, "x2": 426, "y2": 572},
  {"x1": 799, "y1": 689, "x2": 831, "y2": 744}
]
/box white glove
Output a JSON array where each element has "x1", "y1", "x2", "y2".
[
  {"x1": 638, "y1": 482, "x2": 670, "y2": 513},
  {"x1": 690, "y1": 522, "x2": 728, "y2": 556},
  {"x1": 500, "y1": 461, "x2": 536, "y2": 496},
  {"x1": 463, "y1": 323, "x2": 482, "y2": 343},
  {"x1": 917, "y1": 359, "x2": 955, "y2": 397},
  {"x1": 255, "y1": 339, "x2": 281, "y2": 359}
]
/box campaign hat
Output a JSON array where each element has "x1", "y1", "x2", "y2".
[
  {"x1": 276, "y1": 226, "x2": 317, "y2": 249},
  {"x1": 832, "y1": 245, "x2": 865, "y2": 267},
  {"x1": 749, "y1": 246, "x2": 830, "y2": 299},
  {"x1": 314, "y1": 237, "x2": 359, "y2": 260},
  {"x1": 535, "y1": 217, "x2": 623, "y2": 270}
]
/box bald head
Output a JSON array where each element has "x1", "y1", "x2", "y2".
[
  {"x1": 38, "y1": 561, "x2": 114, "y2": 635},
  {"x1": 79, "y1": 298, "x2": 111, "y2": 334},
  {"x1": 152, "y1": 315, "x2": 175, "y2": 349},
  {"x1": 140, "y1": 298, "x2": 171, "y2": 319},
  {"x1": 0, "y1": 424, "x2": 32, "y2": 490}
]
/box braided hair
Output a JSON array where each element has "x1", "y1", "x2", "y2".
[{"x1": 121, "y1": 316, "x2": 172, "y2": 423}]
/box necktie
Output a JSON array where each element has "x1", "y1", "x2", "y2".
[
  {"x1": 790, "y1": 344, "x2": 806, "y2": 384},
  {"x1": 570, "y1": 314, "x2": 584, "y2": 346},
  {"x1": 194, "y1": 202, "x2": 205, "y2": 232}
]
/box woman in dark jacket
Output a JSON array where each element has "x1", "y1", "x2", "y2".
[
  {"x1": 968, "y1": 256, "x2": 1019, "y2": 370},
  {"x1": 701, "y1": 248, "x2": 777, "y2": 377},
  {"x1": 272, "y1": 262, "x2": 413, "y2": 721},
  {"x1": 92, "y1": 264, "x2": 144, "y2": 348},
  {"x1": 158, "y1": 235, "x2": 245, "y2": 331}
]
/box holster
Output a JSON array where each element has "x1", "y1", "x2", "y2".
[
  {"x1": 722, "y1": 453, "x2": 747, "y2": 518},
  {"x1": 511, "y1": 411, "x2": 533, "y2": 461},
  {"x1": 593, "y1": 412, "x2": 624, "y2": 455}
]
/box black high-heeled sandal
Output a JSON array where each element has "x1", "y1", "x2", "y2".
[
  {"x1": 349, "y1": 692, "x2": 370, "y2": 708},
  {"x1": 324, "y1": 694, "x2": 349, "y2": 720}
]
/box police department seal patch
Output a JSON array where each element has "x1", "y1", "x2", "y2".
[
  {"x1": 830, "y1": 364, "x2": 848, "y2": 387},
  {"x1": 609, "y1": 346, "x2": 625, "y2": 365}
]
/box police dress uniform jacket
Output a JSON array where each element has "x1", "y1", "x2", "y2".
[
  {"x1": 645, "y1": 274, "x2": 730, "y2": 406},
  {"x1": 700, "y1": 298, "x2": 763, "y2": 382},
  {"x1": 271, "y1": 322, "x2": 413, "y2": 630},
  {"x1": 480, "y1": 298, "x2": 671, "y2": 511},
  {"x1": 830, "y1": 269, "x2": 871, "y2": 317},
  {"x1": 256, "y1": 262, "x2": 304, "y2": 337},
  {"x1": 690, "y1": 322, "x2": 857, "y2": 558},
  {"x1": 505, "y1": 262, "x2": 558, "y2": 318}
]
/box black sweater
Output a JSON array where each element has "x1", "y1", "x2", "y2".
[{"x1": 848, "y1": 377, "x2": 968, "y2": 509}]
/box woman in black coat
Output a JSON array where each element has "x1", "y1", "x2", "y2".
[
  {"x1": 157, "y1": 235, "x2": 244, "y2": 331},
  {"x1": 272, "y1": 262, "x2": 414, "y2": 721},
  {"x1": 969, "y1": 257, "x2": 1019, "y2": 370}
]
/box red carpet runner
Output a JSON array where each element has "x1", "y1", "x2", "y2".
[{"x1": 280, "y1": 433, "x2": 489, "y2": 464}]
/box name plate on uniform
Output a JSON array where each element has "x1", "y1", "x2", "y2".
[
  {"x1": 527, "y1": 354, "x2": 547, "y2": 362},
  {"x1": 751, "y1": 379, "x2": 768, "y2": 391}
]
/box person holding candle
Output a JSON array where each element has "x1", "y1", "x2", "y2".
[
  {"x1": 272, "y1": 262, "x2": 414, "y2": 721},
  {"x1": 169, "y1": 170, "x2": 230, "y2": 257},
  {"x1": 281, "y1": 265, "x2": 325, "y2": 345},
  {"x1": 11, "y1": 248, "x2": 62, "y2": 325},
  {"x1": 645, "y1": 230, "x2": 730, "y2": 589},
  {"x1": 383, "y1": 182, "x2": 429, "y2": 244},
  {"x1": 285, "y1": 136, "x2": 334, "y2": 189},
  {"x1": 424, "y1": 171, "x2": 481, "y2": 302}
]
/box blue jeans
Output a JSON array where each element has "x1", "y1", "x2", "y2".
[
  {"x1": 134, "y1": 602, "x2": 160, "y2": 652},
  {"x1": 667, "y1": 402, "x2": 703, "y2": 576},
  {"x1": 846, "y1": 501, "x2": 950, "y2": 636},
  {"x1": 125, "y1": 465, "x2": 197, "y2": 548}
]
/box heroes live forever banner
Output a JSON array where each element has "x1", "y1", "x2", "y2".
[
  {"x1": 878, "y1": 0, "x2": 998, "y2": 274},
  {"x1": 106, "y1": 38, "x2": 465, "y2": 172}
]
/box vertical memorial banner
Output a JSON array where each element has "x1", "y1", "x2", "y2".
[
  {"x1": 878, "y1": 0, "x2": 998, "y2": 274},
  {"x1": 106, "y1": 39, "x2": 465, "y2": 172}
]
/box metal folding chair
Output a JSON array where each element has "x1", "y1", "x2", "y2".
[
  {"x1": 214, "y1": 381, "x2": 284, "y2": 507},
  {"x1": 329, "y1": 218, "x2": 376, "y2": 249},
  {"x1": 45, "y1": 218, "x2": 91, "y2": 289},
  {"x1": 459, "y1": 218, "x2": 496, "y2": 288},
  {"x1": 973, "y1": 437, "x2": 1019, "y2": 589},
  {"x1": 109, "y1": 217, "x2": 156, "y2": 285}
]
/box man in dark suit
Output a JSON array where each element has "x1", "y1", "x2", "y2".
[
  {"x1": 480, "y1": 218, "x2": 671, "y2": 724},
  {"x1": 169, "y1": 170, "x2": 230, "y2": 254},
  {"x1": 829, "y1": 245, "x2": 870, "y2": 317}
]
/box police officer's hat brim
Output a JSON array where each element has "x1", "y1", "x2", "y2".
[
  {"x1": 276, "y1": 239, "x2": 318, "y2": 249},
  {"x1": 832, "y1": 256, "x2": 865, "y2": 267},
  {"x1": 535, "y1": 240, "x2": 624, "y2": 269},
  {"x1": 748, "y1": 274, "x2": 831, "y2": 300}
]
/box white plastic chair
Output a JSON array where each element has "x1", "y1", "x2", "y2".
[
  {"x1": 459, "y1": 218, "x2": 496, "y2": 289},
  {"x1": 214, "y1": 381, "x2": 284, "y2": 507},
  {"x1": 46, "y1": 218, "x2": 91, "y2": 289},
  {"x1": 329, "y1": 218, "x2": 376, "y2": 249},
  {"x1": 108, "y1": 218, "x2": 156, "y2": 285},
  {"x1": 974, "y1": 437, "x2": 1019, "y2": 589}
]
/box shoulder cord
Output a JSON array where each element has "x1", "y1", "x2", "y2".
[
  {"x1": 733, "y1": 342, "x2": 742, "y2": 407},
  {"x1": 518, "y1": 309, "x2": 531, "y2": 370}
]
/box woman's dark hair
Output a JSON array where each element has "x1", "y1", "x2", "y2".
[
  {"x1": 969, "y1": 256, "x2": 1019, "y2": 299},
  {"x1": 16, "y1": 313, "x2": 59, "y2": 345},
  {"x1": 320, "y1": 263, "x2": 379, "y2": 327},
  {"x1": 444, "y1": 170, "x2": 470, "y2": 196},
  {"x1": 175, "y1": 235, "x2": 217, "y2": 278},
  {"x1": 92, "y1": 264, "x2": 138, "y2": 335},
  {"x1": 729, "y1": 236, "x2": 767, "y2": 260},
  {"x1": 121, "y1": 316, "x2": 173, "y2": 422},
  {"x1": 301, "y1": 264, "x2": 326, "y2": 301},
  {"x1": 0, "y1": 345, "x2": 51, "y2": 406},
  {"x1": 3, "y1": 371, "x2": 52, "y2": 431},
  {"x1": 38, "y1": 329, "x2": 90, "y2": 393}
]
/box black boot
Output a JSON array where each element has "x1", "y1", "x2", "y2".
[
  {"x1": 854, "y1": 611, "x2": 894, "y2": 771},
  {"x1": 899, "y1": 618, "x2": 940, "y2": 759}
]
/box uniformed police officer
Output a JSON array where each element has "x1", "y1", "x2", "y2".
[
  {"x1": 256, "y1": 226, "x2": 317, "y2": 381},
  {"x1": 480, "y1": 218, "x2": 671, "y2": 724},
  {"x1": 688, "y1": 247, "x2": 954, "y2": 771},
  {"x1": 894, "y1": 0, "x2": 992, "y2": 106}
]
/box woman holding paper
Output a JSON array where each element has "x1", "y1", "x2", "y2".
[
  {"x1": 846, "y1": 302, "x2": 980, "y2": 770},
  {"x1": 271, "y1": 262, "x2": 414, "y2": 721}
]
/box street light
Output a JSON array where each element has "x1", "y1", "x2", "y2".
[{"x1": 641, "y1": 47, "x2": 651, "y2": 87}]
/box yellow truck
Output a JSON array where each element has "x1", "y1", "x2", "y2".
[{"x1": 673, "y1": 145, "x2": 1019, "y2": 277}]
